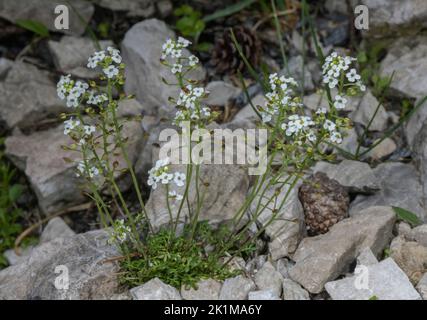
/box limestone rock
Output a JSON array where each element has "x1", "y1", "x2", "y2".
[
  {"x1": 253, "y1": 261, "x2": 283, "y2": 297},
  {"x1": 282, "y1": 278, "x2": 310, "y2": 300},
  {"x1": 219, "y1": 275, "x2": 256, "y2": 300},
  {"x1": 289, "y1": 206, "x2": 396, "y2": 293},
  {"x1": 325, "y1": 258, "x2": 421, "y2": 300},
  {"x1": 350, "y1": 162, "x2": 426, "y2": 222},
  {"x1": 181, "y1": 279, "x2": 222, "y2": 300},
  {"x1": 40, "y1": 217, "x2": 76, "y2": 243},
  {"x1": 390, "y1": 236, "x2": 427, "y2": 284},
  {"x1": 0, "y1": 61, "x2": 65, "y2": 130},
  {"x1": 416, "y1": 273, "x2": 427, "y2": 300},
  {"x1": 48, "y1": 36, "x2": 113, "y2": 78},
  {"x1": 0, "y1": 0, "x2": 93, "y2": 36},
  {"x1": 130, "y1": 278, "x2": 182, "y2": 300},
  {"x1": 0, "y1": 230, "x2": 121, "y2": 299}
]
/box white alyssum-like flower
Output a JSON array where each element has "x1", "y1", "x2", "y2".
[
  {"x1": 57, "y1": 74, "x2": 72, "y2": 100},
  {"x1": 147, "y1": 158, "x2": 186, "y2": 190},
  {"x1": 282, "y1": 115, "x2": 314, "y2": 137},
  {"x1": 171, "y1": 63, "x2": 183, "y2": 74},
  {"x1": 173, "y1": 172, "x2": 186, "y2": 187},
  {"x1": 87, "y1": 91, "x2": 108, "y2": 105},
  {"x1": 168, "y1": 190, "x2": 183, "y2": 201},
  {"x1": 329, "y1": 131, "x2": 343, "y2": 144},
  {"x1": 103, "y1": 65, "x2": 119, "y2": 79},
  {"x1": 87, "y1": 50, "x2": 106, "y2": 69},
  {"x1": 63, "y1": 118, "x2": 80, "y2": 135},
  {"x1": 316, "y1": 107, "x2": 327, "y2": 115},
  {"x1": 323, "y1": 119, "x2": 336, "y2": 132},
  {"x1": 76, "y1": 161, "x2": 99, "y2": 178},
  {"x1": 188, "y1": 55, "x2": 199, "y2": 67},
  {"x1": 84, "y1": 125, "x2": 96, "y2": 136},
  {"x1": 333, "y1": 95, "x2": 347, "y2": 110}
]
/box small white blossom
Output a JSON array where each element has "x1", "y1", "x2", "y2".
[
  {"x1": 329, "y1": 131, "x2": 343, "y2": 144},
  {"x1": 323, "y1": 119, "x2": 336, "y2": 132},
  {"x1": 168, "y1": 190, "x2": 183, "y2": 201},
  {"x1": 174, "y1": 172, "x2": 186, "y2": 187},
  {"x1": 188, "y1": 55, "x2": 199, "y2": 67},
  {"x1": 346, "y1": 68, "x2": 361, "y2": 83},
  {"x1": 84, "y1": 125, "x2": 96, "y2": 136},
  {"x1": 333, "y1": 95, "x2": 347, "y2": 110},
  {"x1": 177, "y1": 37, "x2": 191, "y2": 48},
  {"x1": 63, "y1": 118, "x2": 80, "y2": 135},
  {"x1": 171, "y1": 63, "x2": 183, "y2": 74},
  {"x1": 103, "y1": 65, "x2": 119, "y2": 79}
]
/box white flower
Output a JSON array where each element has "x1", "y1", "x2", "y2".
[
  {"x1": 346, "y1": 68, "x2": 361, "y2": 83},
  {"x1": 333, "y1": 95, "x2": 347, "y2": 110},
  {"x1": 87, "y1": 50, "x2": 106, "y2": 68},
  {"x1": 261, "y1": 112, "x2": 272, "y2": 123},
  {"x1": 307, "y1": 131, "x2": 317, "y2": 142},
  {"x1": 63, "y1": 118, "x2": 80, "y2": 135},
  {"x1": 103, "y1": 65, "x2": 119, "y2": 79},
  {"x1": 193, "y1": 87, "x2": 204, "y2": 97},
  {"x1": 188, "y1": 55, "x2": 199, "y2": 67},
  {"x1": 316, "y1": 107, "x2": 327, "y2": 115},
  {"x1": 171, "y1": 48, "x2": 182, "y2": 58},
  {"x1": 66, "y1": 94, "x2": 79, "y2": 108},
  {"x1": 84, "y1": 125, "x2": 96, "y2": 136},
  {"x1": 171, "y1": 63, "x2": 183, "y2": 74},
  {"x1": 177, "y1": 37, "x2": 191, "y2": 48},
  {"x1": 168, "y1": 190, "x2": 183, "y2": 201},
  {"x1": 173, "y1": 172, "x2": 186, "y2": 187},
  {"x1": 159, "y1": 172, "x2": 174, "y2": 184},
  {"x1": 110, "y1": 219, "x2": 131, "y2": 244},
  {"x1": 323, "y1": 119, "x2": 336, "y2": 132},
  {"x1": 329, "y1": 131, "x2": 343, "y2": 144}
]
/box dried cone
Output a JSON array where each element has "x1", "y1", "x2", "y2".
[
  {"x1": 211, "y1": 26, "x2": 261, "y2": 75},
  {"x1": 298, "y1": 172, "x2": 350, "y2": 236}
]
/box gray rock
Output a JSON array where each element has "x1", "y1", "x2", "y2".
[
  {"x1": 245, "y1": 255, "x2": 267, "y2": 274},
  {"x1": 349, "y1": 90, "x2": 388, "y2": 132},
  {"x1": 356, "y1": 247, "x2": 378, "y2": 266},
  {"x1": 3, "y1": 247, "x2": 34, "y2": 266},
  {"x1": 289, "y1": 206, "x2": 396, "y2": 293},
  {"x1": 0, "y1": 58, "x2": 13, "y2": 80},
  {"x1": 0, "y1": 0, "x2": 93, "y2": 36},
  {"x1": 360, "y1": 0, "x2": 427, "y2": 38},
  {"x1": 325, "y1": 258, "x2": 421, "y2": 300},
  {"x1": 396, "y1": 221, "x2": 412, "y2": 239},
  {"x1": 130, "y1": 278, "x2": 181, "y2": 300},
  {"x1": 219, "y1": 275, "x2": 256, "y2": 300},
  {"x1": 405, "y1": 96, "x2": 427, "y2": 147},
  {"x1": 364, "y1": 138, "x2": 396, "y2": 161},
  {"x1": 227, "y1": 94, "x2": 265, "y2": 130},
  {"x1": 414, "y1": 122, "x2": 427, "y2": 214},
  {"x1": 410, "y1": 224, "x2": 427, "y2": 247},
  {"x1": 253, "y1": 261, "x2": 283, "y2": 297},
  {"x1": 40, "y1": 217, "x2": 76, "y2": 243},
  {"x1": 95, "y1": 0, "x2": 155, "y2": 17},
  {"x1": 282, "y1": 278, "x2": 310, "y2": 300},
  {"x1": 181, "y1": 279, "x2": 222, "y2": 300},
  {"x1": 249, "y1": 178, "x2": 304, "y2": 261},
  {"x1": 48, "y1": 36, "x2": 113, "y2": 78},
  {"x1": 324, "y1": 0, "x2": 358, "y2": 14},
  {"x1": 390, "y1": 236, "x2": 427, "y2": 284},
  {"x1": 313, "y1": 160, "x2": 379, "y2": 193},
  {"x1": 282, "y1": 55, "x2": 314, "y2": 91},
  {"x1": 416, "y1": 273, "x2": 427, "y2": 299},
  {"x1": 380, "y1": 39, "x2": 427, "y2": 99},
  {"x1": 0, "y1": 229, "x2": 121, "y2": 299},
  {"x1": 350, "y1": 162, "x2": 426, "y2": 222},
  {"x1": 0, "y1": 61, "x2": 66, "y2": 130},
  {"x1": 146, "y1": 146, "x2": 250, "y2": 230},
  {"x1": 122, "y1": 19, "x2": 205, "y2": 117},
  {"x1": 248, "y1": 289, "x2": 280, "y2": 300},
  {"x1": 275, "y1": 258, "x2": 293, "y2": 279},
  {"x1": 204, "y1": 81, "x2": 241, "y2": 106},
  {"x1": 5, "y1": 120, "x2": 143, "y2": 214},
  {"x1": 156, "y1": 0, "x2": 173, "y2": 18}
]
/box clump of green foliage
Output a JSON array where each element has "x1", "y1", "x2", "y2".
[
  {"x1": 119, "y1": 223, "x2": 253, "y2": 288},
  {"x1": 0, "y1": 139, "x2": 25, "y2": 268}
]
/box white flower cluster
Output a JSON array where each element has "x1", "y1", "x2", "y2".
[
  {"x1": 281, "y1": 115, "x2": 316, "y2": 142},
  {"x1": 161, "y1": 37, "x2": 199, "y2": 76},
  {"x1": 147, "y1": 158, "x2": 186, "y2": 195},
  {"x1": 87, "y1": 91, "x2": 108, "y2": 105},
  {"x1": 322, "y1": 52, "x2": 365, "y2": 92},
  {"x1": 109, "y1": 219, "x2": 131, "y2": 244},
  {"x1": 57, "y1": 75, "x2": 89, "y2": 108},
  {"x1": 174, "y1": 85, "x2": 211, "y2": 124},
  {"x1": 87, "y1": 46, "x2": 122, "y2": 79},
  {"x1": 260, "y1": 73, "x2": 301, "y2": 123}
]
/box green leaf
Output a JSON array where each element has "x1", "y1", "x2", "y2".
[
  {"x1": 392, "y1": 206, "x2": 422, "y2": 227},
  {"x1": 15, "y1": 19, "x2": 49, "y2": 37},
  {"x1": 9, "y1": 184, "x2": 23, "y2": 202},
  {"x1": 195, "y1": 42, "x2": 213, "y2": 52}
]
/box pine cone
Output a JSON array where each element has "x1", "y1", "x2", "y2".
[
  {"x1": 298, "y1": 172, "x2": 350, "y2": 236},
  {"x1": 211, "y1": 26, "x2": 261, "y2": 75}
]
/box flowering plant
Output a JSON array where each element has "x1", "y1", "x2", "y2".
[{"x1": 57, "y1": 38, "x2": 366, "y2": 288}]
